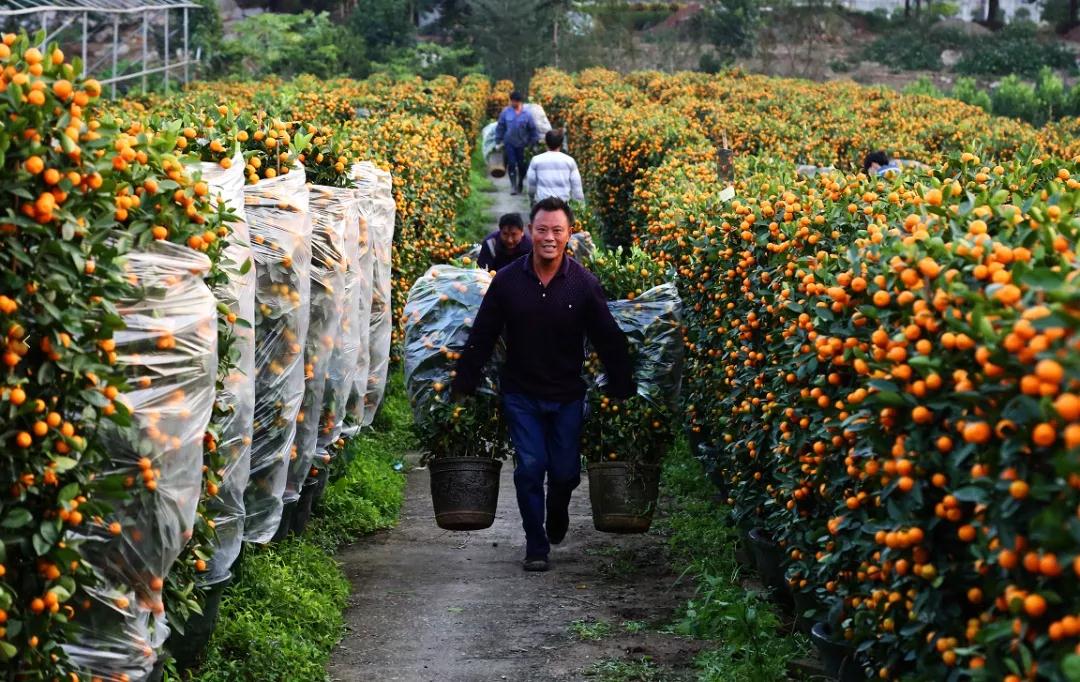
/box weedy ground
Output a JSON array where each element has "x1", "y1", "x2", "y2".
[{"x1": 183, "y1": 375, "x2": 411, "y2": 682}]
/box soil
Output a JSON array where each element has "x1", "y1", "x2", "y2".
[
  {"x1": 487, "y1": 171, "x2": 531, "y2": 225},
  {"x1": 327, "y1": 175, "x2": 704, "y2": 681},
  {"x1": 326, "y1": 456, "x2": 705, "y2": 682}
]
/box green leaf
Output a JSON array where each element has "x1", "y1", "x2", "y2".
[
  {"x1": 60, "y1": 130, "x2": 77, "y2": 154},
  {"x1": 39, "y1": 297, "x2": 63, "y2": 322},
  {"x1": 952, "y1": 486, "x2": 988, "y2": 503},
  {"x1": 39, "y1": 519, "x2": 59, "y2": 545},
  {"x1": 872, "y1": 391, "x2": 907, "y2": 406},
  {"x1": 49, "y1": 584, "x2": 72, "y2": 602},
  {"x1": 32, "y1": 532, "x2": 52, "y2": 557},
  {"x1": 1, "y1": 508, "x2": 33, "y2": 529},
  {"x1": 1018, "y1": 267, "x2": 1068, "y2": 292},
  {"x1": 1002, "y1": 396, "x2": 1042, "y2": 424},
  {"x1": 0, "y1": 641, "x2": 17, "y2": 661},
  {"x1": 1062, "y1": 654, "x2": 1080, "y2": 682},
  {"x1": 51, "y1": 456, "x2": 78, "y2": 473},
  {"x1": 58, "y1": 483, "x2": 79, "y2": 503},
  {"x1": 907, "y1": 355, "x2": 936, "y2": 371}
]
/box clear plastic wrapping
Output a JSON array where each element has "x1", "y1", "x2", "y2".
[
  {"x1": 524, "y1": 103, "x2": 553, "y2": 137},
  {"x1": 65, "y1": 242, "x2": 218, "y2": 679},
  {"x1": 482, "y1": 121, "x2": 499, "y2": 159},
  {"x1": 200, "y1": 155, "x2": 256, "y2": 586},
  {"x1": 316, "y1": 186, "x2": 364, "y2": 457},
  {"x1": 568, "y1": 231, "x2": 597, "y2": 263},
  {"x1": 463, "y1": 242, "x2": 483, "y2": 265},
  {"x1": 360, "y1": 162, "x2": 396, "y2": 426},
  {"x1": 286, "y1": 185, "x2": 352, "y2": 502},
  {"x1": 598, "y1": 283, "x2": 684, "y2": 410},
  {"x1": 581, "y1": 283, "x2": 684, "y2": 466},
  {"x1": 342, "y1": 165, "x2": 377, "y2": 436},
  {"x1": 243, "y1": 166, "x2": 313, "y2": 543},
  {"x1": 402, "y1": 265, "x2": 499, "y2": 429}
]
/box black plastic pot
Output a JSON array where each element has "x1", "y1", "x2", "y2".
[
  {"x1": 734, "y1": 547, "x2": 754, "y2": 569},
  {"x1": 709, "y1": 471, "x2": 729, "y2": 498},
  {"x1": 271, "y1": 499, "x2": 298, "y2": 542},
  {"x1": 147, "y1": 659, "x2": 164, "y2": 682},
  {"x1": 731, "y1": 515, "x2": 755, "y2": 568},
  {"x1": 308, "y1": 465, "x2": 331, "y2": 509},
  {"x1": 747, "y1": 527, "x2": 791, "y2": 601},
  {"x1": 810, "y1": 621, "x2": 864, "y2": 681},
  {"x1": 686, "y1": 427, "x2": 705, "y2": 458},
  {"x1": 791, "y1": 587, "x2": 823, "y2": 635},
  {"x1": 586, "y1": 462, "x2": 660, "y2": 534},
  {"x1": 429, "y1": 457, "x2": 502, "y2": 531},
  {"x1": 293, "y1": 472, "x2": 324, "y2": 535},
  {"x1": 168, "y1": 578, "x2": 230, "y2": 673}
]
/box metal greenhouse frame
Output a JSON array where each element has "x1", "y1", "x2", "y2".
[{"x1": 0, "y1": 0, "x2": 201, "y2": 96}]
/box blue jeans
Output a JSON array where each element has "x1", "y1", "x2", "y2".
[
  {"x1": 504, "y1": 144, "x2": 527, "y2": 189},
  {"x1": 502, "y1": 393, "x2": 585, "y2": 559}
]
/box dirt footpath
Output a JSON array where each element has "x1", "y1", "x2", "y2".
[
  {"x1": 488, "y1": 171, "x2": 531, "y2": 226},
  {"x1": 328, "y1": 173, "x2": 701, "y2": 681},
  {"x1": 326, "y1": 459, "x2": 703, "y2": 682}
]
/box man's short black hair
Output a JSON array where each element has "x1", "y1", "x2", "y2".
[
  {"x1": 530, "y1": 196, "x2": 575, "y2": 226},
  {"x1": 862, "y1": 150, "x2": 890, "y2": 174},
  {"x1": 545, "y1": 128, "x2": 564, "y2": 150},
  {"x1": 498, "y1": 212, "x2": 524, "y2": 231},
  {"x1": 509, "y1": 90, "x2": 524, "y2": 102}
]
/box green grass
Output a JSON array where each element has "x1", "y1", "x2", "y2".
[
  {"x1": 622, "y1": 619, "x2": 648, "y2": 634},
  {"x1": 183, "y1": 372, "x2": 413, "y2": 681},
  {"x1": 595, "y1": 547, "x2": 641, "y2": 580},
  {"x1": 585, "y1": 657, "x2": 675, "y2": 681},
  {"x1": 306, "y1": 372, "x2": 412, "y2": 551},
  {"x1": 570, "y1": 618, "x2": 614, "y2": 641},
  {"x1": 188, "y1": 540, "x2": 349, "y2": 682},
  {"x1": 584, "y1": 544, "x2": 620, "y2": 558},
  {"x1": 455, "y1": 142, "x2": 497, "y2": 244},
  {"x1": 661, "y1": 443, "x2": 806, "y2": 682}
]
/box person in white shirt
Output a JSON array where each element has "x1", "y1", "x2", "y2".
[{"x1": 525, "y1": 129, "x2": 585, "y2": 204}]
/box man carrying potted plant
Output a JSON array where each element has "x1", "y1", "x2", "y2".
[{"x1": 452, "y1": 197, "x2": 635, "y2": 572}]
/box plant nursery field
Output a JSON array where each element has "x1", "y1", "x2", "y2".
[{"x1": 0, "y1": 28, "x2": 1079, "y2": 682}]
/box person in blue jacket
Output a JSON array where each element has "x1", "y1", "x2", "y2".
[{"x1": 495, "y1": 91, "x2": 540, "y2": 195}]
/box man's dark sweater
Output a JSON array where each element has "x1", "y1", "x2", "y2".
[
  {"x1": 477, "y1": 230, "x2": 532, "y2": 272},
  {"x1": 453, "y1": 254, "x2": 634, "y2": 402}
]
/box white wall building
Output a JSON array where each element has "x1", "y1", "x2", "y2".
[{"x1": 836, "y1": 0, "x2": 1042, "y2": 22}]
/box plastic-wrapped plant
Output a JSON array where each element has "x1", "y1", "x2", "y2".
[{"x1": 402, "y1": 265, "x2": 509, "y2": 462}]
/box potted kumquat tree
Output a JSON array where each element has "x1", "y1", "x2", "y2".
[{"x1": 403, "y1": 265, "x2": 509, "y2": 531}]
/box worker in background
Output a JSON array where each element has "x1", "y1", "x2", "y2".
[
  {"x1": 477, "y1": 212, "x2": 532, "y2": 272},
  {"x1": 525, "y1": 128, "x2": 584, "y2": 204},
  {"x1": 862, "y1": 150, "x2": 902, "y2": 177},
  {"x1": 495, "y1": 91, "x2": 540, "y2": 195}
]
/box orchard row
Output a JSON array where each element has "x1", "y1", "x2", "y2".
[
  {"x1": 532, "y1": 67, "x2": 1080, "y2": 681},
  {"x1": 0, "y1": 34, "x2": 487, "y2": 680}
]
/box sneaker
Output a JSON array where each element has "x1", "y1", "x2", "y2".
[
  {"x1": 523, "y1": 556, "x2": 550, "y2": 572},
  {"x1": 510, "y1": 187, "x2": 520, "y2": 195},
  {"x1": 546, "y1": 507, "x2": 569, "y2": 546}
]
